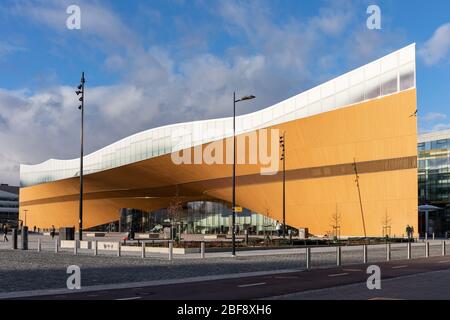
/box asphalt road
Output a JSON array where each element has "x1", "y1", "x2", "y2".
[{"x1": 15, "y1": 255, "x2": 450, "y2": 300}]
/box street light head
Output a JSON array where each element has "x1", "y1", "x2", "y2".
[
  {"x1": 78, "y1": 105, "x2": 82, "y2": 110},
  {"x1": 79, "y1": 97, "x2": 83, "y2": 102},
  {"x1": 77, "y1": 84, "x2": 82, "y2": 90},
  {"x1": 240, "y1": 95, "x2": 256, "y2": 101},
  {"x1": 76, "y1": 90, "x2": 82, "y2": 95}
]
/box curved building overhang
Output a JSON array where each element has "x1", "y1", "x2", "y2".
[{"x1": 20, "y1": 44, "x2": 416, "y2": 187}]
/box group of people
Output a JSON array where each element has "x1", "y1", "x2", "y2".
[
  {"x1": 406, "y1": 225, "x2": 415, "y2": 239},
  {"x1": 1, "y1": 224, "x2": 57, "y2": 242}
]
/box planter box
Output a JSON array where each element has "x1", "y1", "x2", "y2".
[
  {"x1": 204, "y1": 234, "x2": 227, "y2": 240},
  {"x1": 96, "y1": 241, "x2": 119, "y2": 251},
  {"x1": 60, "y1": 240, "x2": 91, "y2": 249},
  {"x1": 135, "y1": 233, "x2": 160, "y2": 239},
  {"x1": 120, "y1": 246, "x2": 199, "y2": 254},
  {"x1": 86, "y1": 232, "x2": 105, "y2": 237}
]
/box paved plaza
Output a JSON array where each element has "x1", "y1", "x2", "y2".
[{"x1": 0, "y1": 234, "x2": 447, "y2": 295}]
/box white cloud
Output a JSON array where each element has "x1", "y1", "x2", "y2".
[
  {"x1": 0, "y1": 42, "x2": 26, "y2": 58},
  {"x1": 419, "y1": 23, "x2": 450, "y2": 66},
  {"x1": 421, "y1": 112, "x2": 447, "y2": 122},
  {"x1": 431, "y1": 123, "x2": 450, "y2": 132}
]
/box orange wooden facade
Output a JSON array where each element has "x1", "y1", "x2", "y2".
[{"x1": 20, "y1": 89, "x2": 418, "y2": 236}]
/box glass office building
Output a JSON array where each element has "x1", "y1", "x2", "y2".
[
  {"x1": 0, "y1": 184, "x2": 19, "y2": 227},
  {"x1": 418, "y1": 130, "x2": 450, "y2": 236}
]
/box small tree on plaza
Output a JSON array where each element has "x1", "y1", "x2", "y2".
[
  {"x1": 167, "y1": 187, "x2": 185, "y2": 243},
  {"x1": 330, "y1": 204, "x2": 342, "y2": 241},
  {"x1": 382, "y1": 210, "x2": 392, "y2": 238}
]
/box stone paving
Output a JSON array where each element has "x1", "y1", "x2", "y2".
[{"x1": 0, "y1": 235, "x2": 447, "y2": 293}]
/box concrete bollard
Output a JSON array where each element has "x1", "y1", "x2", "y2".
[
  {"x1": 386, "y1": 243, "x2": 391, "y2": 261},
  {"x1": 55, "y1": 239, "x2": 58, "y2": 253},
  {"x1": 74, "y1": 240, "x2": 78, "y2": 255},
  {"x1": 200, "y1": 241, "x2": 205, "y2": 259},
  {"x1": 442, "y1": 241, "x2": 446, "y2": 256},
  {"x1": 93, "y1": 240, "x2": 97, "y2": 256},
  {"x1": 141, "y1": 241, "x2": 145, "y2": 259},
  {"x1": 168, "y1": 241, "x2": 173, "y2": 261},
  {"x1": 21, "y1": 226, "x2": 28, "y2": 250},
  {"x1": 306, "y1": 247, "x2": 311, "y2": 270},
  {"x1": 407, "y1": 242, "x2": 412, "y2": 260},
  {"x1": 117, "y1": 242, "x2": 121, "y2": 257},
  {"x1": 12, "y1": 229, "x2": 18, "y2": 250},
  {"x1": 363, "y1": 245, "x2": 368, "y2": 263},
  {"x1": 37, "y1": 238, "x2": 41, "y2": 252},
  {"x1": 336, "y1": 246, "x2": 341, "y2": 266},
  {"x1": 425, "y1": 241, "x2": 430, "y2": 258}
]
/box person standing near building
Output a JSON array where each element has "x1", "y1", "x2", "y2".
[
  {"x1": 276, "y1": 221, "x2": 282, "y2": 237},
  {"x1": 2, "y1": 224, "x2": 8, "y2": 242},
  {"x1": 50, "y1": 225, "x2": 56, "y2": 239}
]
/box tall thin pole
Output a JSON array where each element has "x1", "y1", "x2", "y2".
[
  {"x1": 353, "y1": 158, "x2": 367, "y2": 238},
  {"x1": 79, "y1": 72, "x2": 85, "y2": 241},
  {"x1": 23, "y1": 209, "x2": 28, "y2": 227},
  {"x1": 281, "y1": 132, "x2": 286, "y2": 238},
  {"x1": 232, "y1": 91, "x2": 236, "y2": 256}
]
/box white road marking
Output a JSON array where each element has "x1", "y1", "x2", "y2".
[
  {"x1": 369, "y1": 297, "x2": 404, "y2": 300},
  {"x1": 328, "y1": 273, "x2": 349, "y2": 277},
  {"x1": 438, "y1": 260, "x2": 450, "y2": 263},
  {"x1": 343, "y1": 269, "x2": 363, "y2": 272},
  {"x1": 115, "y1": 296, "x2": 142, "y2": 300},
  {"x1": 392, "y1": 265, "x2": 408, "y2": 269},
  {"x1": 238, "y1": 282, "x2": 267, "y2": 288}
]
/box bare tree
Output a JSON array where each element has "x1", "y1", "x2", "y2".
[
  {"x1": 382, "y1": 210, "x2": 392, "y2": 238},
  {"x1": 167, "y1": 187, "x2": 185, "y2": 241},
  {"x1": 331, "y1": 204, "x2": 341, "y2": 240}
]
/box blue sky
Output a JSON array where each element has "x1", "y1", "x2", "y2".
[{"x1": 0, "y1": 0, "x2": 450, "y2": 184}]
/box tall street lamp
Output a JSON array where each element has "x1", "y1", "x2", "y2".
[
  {"x1": 76, "y1": 72, "x2": 85, "y2": 241},
  {"x1": 232, "y1": 92, "x2": 255, "y2": 256},
  {"x1": 23, "y1": 209, "x2": 28, "y2": 227},
  {"x1": 279, "y1": 132, "x2": 286, "y2": 238}
]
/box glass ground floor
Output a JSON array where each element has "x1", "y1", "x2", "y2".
[{"x1": 91, "y1": 201, "x2": 279, "y2": 235}]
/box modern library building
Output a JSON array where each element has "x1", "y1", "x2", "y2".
[{"x1": 19, "y1": 44, "x2": 418, "y2": 237}]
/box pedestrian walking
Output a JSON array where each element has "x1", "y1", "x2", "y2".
[
  {"x1": 3, "y1": 224, "x2": 8, "y2": 242},
  {"x1": 50, "y1": 225, "x2": 56, "y2": 239},
  {"x1": 275, "y1": 221, "x2": 282, "y2": 237}
]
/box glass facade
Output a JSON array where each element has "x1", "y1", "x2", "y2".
[
  {"x1": 418, "y1": 132, "x2": 450, "y2": 236},
  {"x1": 20, "y1": 44, "x2": 416, "y2": 187},
  {"x1": 0, "y1": 189, "x2": 19, "y2": 227},
  {"x1": 90, "y1": 201, "x2": 278, "y2": 235}
]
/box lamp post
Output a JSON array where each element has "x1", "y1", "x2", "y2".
[
  {"x1": 76, "y1": 72, "x2": 85, "y2": 241},
  {"x1": 279, "y1": 132, "x2": 286, "y2": 238},
  {"x1": 232, "y1": 92, "x2": 255, "y2": 256},
  {"x1": 23, "y1": 209, "x2": 28, "y2": 227}
]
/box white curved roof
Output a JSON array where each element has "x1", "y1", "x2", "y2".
[{"x1": 20, "y1": 44, "x2": 416, "y2": 187}]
